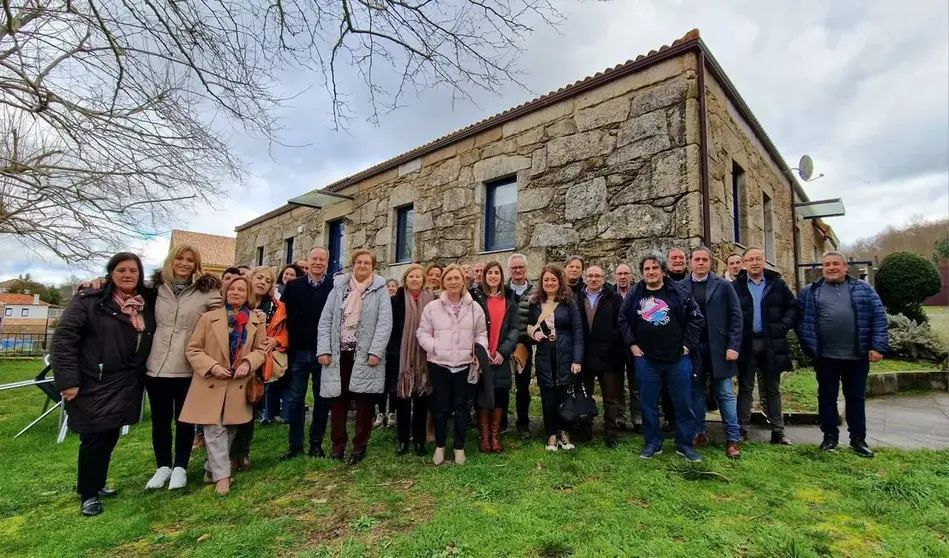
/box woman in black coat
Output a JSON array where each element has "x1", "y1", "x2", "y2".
[
  {"x1": 527, "y1": 264, "x2": 584, "y2": 452},
  {"x1": 51, "y1": 253, "x2": 156, "y2": 517},
  {"x1": 470, "y1": 262, "x2": 521, "y2": 453}
]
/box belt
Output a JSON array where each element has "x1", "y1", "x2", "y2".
[{"x1": 753, "y1": 333, "x2": 765, "y2": 339}]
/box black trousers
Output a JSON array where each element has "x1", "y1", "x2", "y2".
[
  {"x1": 146, "y1": 377, "x2": 194, "y2": 469},
  {"x1": 430, "y1": 364, "x2": 470, "y2": 450},
  {"x1": 78, "y1": 429, "x2": 121, "y2": 501},
  {"x1": 376, "y1": 392, "x2": 397, "y2": 415},
  {"x1": 511, "y1": 345, "x2": 533, "y2": 427},
  {"x1": 396, "y1": 394, "x2": 429, "y2": 445},
  {"x1": 230, "y1": 407, "x2": 259, "y2": 461},
  {"x1": 539, "y1": 385, "x2": 569, "y2": 437}
]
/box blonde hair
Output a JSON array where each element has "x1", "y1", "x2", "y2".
[
  {"x1": 400, "y1": 263, "x2": 425, "y2": 288},
  {"x1": 440, "y1": 264, "x2": 467, "y2": 296},
  {"x1": 161, "y1": 244, "x2": 204, "y2": 282},
  {"x1": 250, "y1": 266, "x2": 277, "y2": 287},
  {"x1": 223, "y1": 275, "x2": 259, "y2": 309}
]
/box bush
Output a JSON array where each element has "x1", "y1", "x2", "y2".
[
  {"x1": 787, "y1": 329, "x2": 812, "y2": 369},
  {"x1": 887, "y1": 313, "x2": 949, "y2": 362},
  {"x1": 875, "y1": 252, "x2": 941, "y2": 324}
]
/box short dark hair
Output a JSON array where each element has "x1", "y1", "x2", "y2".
[
  {"x1": 237, "y1": 265, "x2": 251, "y2": 271},
  {"x1": 106, "y1": 252, "x2": 146, "y2": 293},
  {"x1": 639, "y1": 251, "x2": 667, "y2": 274},
  {"x1": 690, "y1": 246, "x2": 713, "y2": 259},
  {"x1": 278, "y1": 264, "x2": 304, "y2": 285},
  {"x1": 223, "y1": 267, "x2": 241, "y2": 277},
  {"x1": 742, "y1": 246, "x2": 764, "y2": 257},
  {"x1": 564, "y1": 255, "x2": 585, "y2": 268}
]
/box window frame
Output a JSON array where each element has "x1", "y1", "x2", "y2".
[
  {"x1": 284, "y1": 237, "x2": 295, "y2": 265},
  {"x1": 255, "y1": 246, "x2": 264, "y2": 266},
  {"x1": 484, "y1": 177, "x2": 517, "y2": 252},
  {"x1": 21, "y1": 308, "x2": 29, "y2": 317},
  {"x1": 328, "y1": 219, "x2": 345, "y2": 274},
  {"x1": 762, "y1": 191, "x2": 775, "y2": 262},
  {"x1": 4, "y1": 307, "x2": 11, "y2": 317},
  {"x1": 731, "y1": 161, "x2": 745, "y2": 245},
  {"x1": 395, "y1": 205, "x2": 414, "y2": 264}
]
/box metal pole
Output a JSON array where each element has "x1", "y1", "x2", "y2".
[{"x1": 14, "y1": 400, "x2": 62, "y2": 439}]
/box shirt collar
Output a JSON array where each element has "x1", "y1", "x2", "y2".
[
  {"x1": 748, "y1": 274, "x2": 766, "y2": 286},
  {"x1": 585, "y1": 287, "x2": 603, "y2": 297},
  {"x1": 307, "y1": 273, "x2": 326, "y2": 287},
  {"x1": 691, "y1": 273, "x2": 709, "y2": 283}
]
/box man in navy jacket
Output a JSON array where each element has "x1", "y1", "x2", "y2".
[{"x1": 797, "y1": 251, "x2": 888, "y2": 458}]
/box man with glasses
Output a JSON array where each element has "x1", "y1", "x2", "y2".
[
  {"x1": 732, "y1": 247, "x2": 798, "y2": 445},
  {"x1": 612, "y1": 264, "x2": 640, "y2": 431},
  {"x1": 506, "y1": 254, "x2": 535, "y2": 438}
]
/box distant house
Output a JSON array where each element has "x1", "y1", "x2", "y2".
[
  {"x1": 0, "y1": 293, "x2": 62, "y2": 334},
  {"x1": 170, "y1": 230, "x2": 237, "y2": 277}
]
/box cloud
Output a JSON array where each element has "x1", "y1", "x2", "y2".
[{"x1": 4, "y1": 0, "x2": 947, "y2": 284}]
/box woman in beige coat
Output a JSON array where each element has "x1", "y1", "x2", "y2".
[{"x1": 180, "y1": 276, "x2": 267, "y2": 495}]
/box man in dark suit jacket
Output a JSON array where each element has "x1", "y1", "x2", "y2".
[
  {"x1": 678, "y1": 247, "x2": 743, "y2": 459},
  {"x1": 577, "y1": 265, "x2": 625, "y2": 447}
]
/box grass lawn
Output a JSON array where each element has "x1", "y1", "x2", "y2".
[
  {"x1": 925, "y1": 305, "x2": 949, "y2": 345},
  {"x1": 1, "y1": 359, "x2": 947, "y2": 557}
]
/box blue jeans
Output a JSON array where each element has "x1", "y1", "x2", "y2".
[
  {"x1": 263, "y1": 376, "x2": 290, "y2": 421},
  {"x1": 692, "y1": 352, "x2": 740, "y2": 442},
  {"x1": 816, "y1": 357, "x2": 870, "y2": 441},
  {"x1": 287, "y1": 350, "x2": 329, "y2": 450},
  {"x1": 636, "y1": 355, "x2": 695, "y2": 450}
]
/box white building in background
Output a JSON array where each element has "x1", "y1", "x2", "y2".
[{"x1": 0, "y1": 293, "x2": 59, "y2": 334}]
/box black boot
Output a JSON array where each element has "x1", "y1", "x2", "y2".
[
  {"x1": 347, "y1": 450, "x2": 366, "y2": 466},
  {"x1": 308, "y1": 444, "x2": 326, "y2": 458},
  {"x1": 819, "y1": 436, "x2": 838, "y2": 452},
  {"x1": 280, "y1": 446, "x2": 304, "y2": 461},
  {"x1": 81, "y1": 498, "x2": 103, "y2": 517},
  {"x1": 850, "y1": 439, "x2": 875, "y2": 458},
  {"x1": 396, "y1": 442, "x2": 410, "y2": 456},
  {"x1": 414, "y1": 442, "x2": 427, "y2": 457},
  {"x1": 770, "y1": 431, "x2": 792, "y2": 445}
]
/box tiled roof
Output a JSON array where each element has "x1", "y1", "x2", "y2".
[
  {"x1": 0, "y1": 293, "x2": 49, "y2": 306},
  {"x1": 170, "y1": 230, "x2": 237, "y2": 268}
]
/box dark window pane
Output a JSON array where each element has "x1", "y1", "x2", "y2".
[
  {"x1": 396, "y1": 206, "x2": 414, "y2": 262},
  {"x1": 486, "y1": 180, "x2": 516, "y2": 251},
  {"x1": 328, "y1": 220, "x2": 345, "y2": 273}
]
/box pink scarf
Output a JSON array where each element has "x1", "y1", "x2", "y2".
[
  {"x1": 113, "y1": 289, "x2": 145, "y2": 332},
  {"x1": 342, "y1": 274, "x2": 373, "y2": 331}
]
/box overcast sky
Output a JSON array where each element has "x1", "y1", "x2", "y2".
[{"x1": 3, "y1": 0, "x2": 947, "y2": 284}]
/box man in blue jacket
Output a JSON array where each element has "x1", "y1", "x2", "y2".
[
  {"x1": 797, "y1": 251, "x2": 888, "y2": 458},
  {"x1": 619, "y1": 251, "x2": 705, "y2": 462},
  {"x1": 678, "y1": 247, "x2": 744, "y2": 459}
]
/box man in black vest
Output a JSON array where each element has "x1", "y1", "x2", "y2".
[{"x1": 280, "y1": 246, "x2": 334, "y2": 460}]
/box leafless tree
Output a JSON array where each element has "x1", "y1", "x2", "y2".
[{"x1": 0, "y1": 0, "x2": 561, "y2": 264}]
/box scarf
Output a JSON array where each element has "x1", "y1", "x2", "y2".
[
  {"x1": 113, "y1": 289, "x2": 145, "y2": 332},
  {"x1": 226, "y1": 304, "x2": 250, "y2": 365},
  {"x1": 342, "y1": 274, "x2": 373, "y2": 331},
  {"x1": 171, "y1": 277, "x2": 192, "y2": 296},
  {"x1": 398, "y1": 289, "x2": 434, "y2": 398}
]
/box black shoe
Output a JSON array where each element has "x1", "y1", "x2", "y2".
[
  {"x1": 517, "y1": 424, "x2": 530, "y2": 440},
  {"x1": 850, "y1": 439, "x2": 875, "y2": 458},
  {"x1": 347, "y1": 450, "x2": 366, "y2": 466},
  {"x1": 259, "y1": 417, "x2": 273, "y2": 426},
  {"x1": 81, "y1": 498, "x2": 102, "y2": 517},
  {"x1": 414, "y1": 442, "x2": 427, "y2": 457},
  {"x1": 819, "y1": 436, "x2": 839, "y2": 452},
  {"x1": 605, "y1": 436, "x2": 619, "y2": 449},
  {"x1": 98, "y1": 487, "x2": 118, "y2": 498},
  {"x1": 661, "y1": 421, "x2": 675, "y2": 433},
  {"x1": 770, "y1": 431, "x2": 792, "y2": 446},
  {"x1": 396, "y1": 442, "x2": 410, "y2": 456},
  {"x1": 280, "y1": 447, "x2": 304, "y2": 461},
  {"x1": 308, "y1": 445, "x2": 326, "y2": 458},
  {"x1": 330, "y1": 452, "x2": 344, "y2": 461}
]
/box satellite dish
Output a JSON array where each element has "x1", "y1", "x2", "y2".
[{"x1": 798, "y1": 155, "x2": 814, "y2": 182}]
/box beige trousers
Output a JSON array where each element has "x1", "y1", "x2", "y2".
[{"x1": 203, "y1": 424, "x2": 236, "y2": 481}]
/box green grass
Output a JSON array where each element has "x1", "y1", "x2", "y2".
[
  {"x1": 2, "y1": 359, "x2": 948, "y2": 557},
  {"x1": 925, "y1": 306, "x2": 949, "y2": 345}
]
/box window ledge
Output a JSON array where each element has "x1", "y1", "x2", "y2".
[{"x1": 479, "y1": 248, "x2": 515, "y2": 256}]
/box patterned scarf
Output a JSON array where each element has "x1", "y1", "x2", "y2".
[
  {"x1": 398, "y1": 289, "x2": 434, "y2": 398},
  {"x1": 226, "y1": 304, "x2": 250, "y2": 365},
  {"x1": 113, "y1": 289, "x2": 145, "y2": 332},
  {"x1": 342, "y1": 274, "x2": 374, "y2": 331}
]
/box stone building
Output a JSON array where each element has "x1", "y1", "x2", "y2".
[{"x1": 235, "y1": 29, "x2": 838, "y2": 290}]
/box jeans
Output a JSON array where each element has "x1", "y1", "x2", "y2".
[
  {"x1": 816, "y1": 357, "x2": 870, "y2": 441},
  {"x1": 430, "y1": 363, "x2": 470, "y2": 450},
  {"x1": 287, "y1": 350, "x2": 330, "y2": 450},
  {"x1": 396, "y1": 394, "x2": 429, "y2": 445},
  {"x1": 692, "y1": 348, "x2": 740, "y2": 442},
  {"x1": 145, "y1": 376, "x2": 194, "y2": 469},
  {"x1": 636, "y1": 355, "x2": 695, "y2": 449},
  {"x1": 77, "y1": 429, "x2": 121, "y2": 501},
  {"x1": 263, "y1": 375, "x2": 290, "y2": 421},
  {"x1": 737, "y1": 338, "x2": 785, "y2": 432}
]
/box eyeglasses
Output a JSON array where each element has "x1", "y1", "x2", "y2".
[
  {"x1": 744, "y1": 257, "x2": 764, "y2": 263},
  {"x1": 510, "y1": 265, "x2": 526, "y2": 270}
]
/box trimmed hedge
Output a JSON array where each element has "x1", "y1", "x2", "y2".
[{"x1": 875, "y1": 252, "x2": 941, "y2": 324}]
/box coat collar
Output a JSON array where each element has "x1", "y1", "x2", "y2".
[{"x1": 208, "y1": 307, "x2": 261, "y2": 364}]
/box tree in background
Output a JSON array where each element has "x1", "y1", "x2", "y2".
[
  {"x1": 5, "y1": 274, "x2": 62, "y2": 306},
  {"x1": 844, "y1": 216, "x2": 949, "y2": 263},
  {"x1": 874, "y1": 252, "x2": 941, "y2": 324},
  {"x1": 1, "y1": 0, "x2": 562, "y2": 265}
]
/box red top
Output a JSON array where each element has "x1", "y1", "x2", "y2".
[{"x1": 486, "y1": 296, "x2": 506, "y2": 354}]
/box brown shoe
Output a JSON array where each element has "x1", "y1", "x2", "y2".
[
  {"x1": 726, "y1": 441, "x2": 741, "y2": 459},
  {"x1": 693, "y1": 434, "x2": 709, "y2": 449},
  {"x1": 489, "y1": 408, "x2": 504, "y2": 453},
  {"x1": 240, "y1": 456, "x2": 252, "y2": 471},
  {"x1": 477, "y1": 409, "x2": 491, "y2": 453}
]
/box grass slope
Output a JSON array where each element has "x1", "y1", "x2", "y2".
[{"x1": 1, "y1": 360, "x2": 947, "y2": 557}]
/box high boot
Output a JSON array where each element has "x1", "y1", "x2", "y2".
[
  {"x1": 477, "y1": 409, "x2": 491, "y2": 453},
  {"x1": 489, "y1": 408, "x2": 504, "y2": 453}
]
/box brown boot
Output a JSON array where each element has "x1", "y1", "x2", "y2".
[
  {"x1": 426, "y1": 412, "x2": 436, "y2": 444},
  {"x1": 489, "y1": 408, "x2": 504, "y2": 453},
  {"x1": 477, "y1": 409, "x2": 491, "y2": 453},
  {"x1": 726, "y1": 441, "x2": 741, "y2": 459}
]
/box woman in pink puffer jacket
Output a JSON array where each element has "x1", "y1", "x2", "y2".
[{"x1": 416, "y1": 264, "x2": 488, "y2": 467}]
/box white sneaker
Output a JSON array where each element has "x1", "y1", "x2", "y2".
[
  {"x1": 373, "y1": 412, "x2": 385, "y2": 428},
  {"x1": 145, "y1": 466, "x2": 172, "y2": 489},
  {"x1": 387, "y1": 412, "x2": 397, "y2": 427},
  {"x1": 168, "y1": 467, "x2": 188, "y2": 490}
]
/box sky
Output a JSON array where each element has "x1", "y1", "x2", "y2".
[{"x1": 3, "y1": 0, "x2": 948, "y2": 284}]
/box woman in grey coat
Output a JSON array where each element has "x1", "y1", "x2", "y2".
[{"x1": 317, "y1": 249, "x2": 393, "y2": 465}]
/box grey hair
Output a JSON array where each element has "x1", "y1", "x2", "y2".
[
  {"x1": 308, "y1": 246, "x2": 329, "y2": 258},
  {"x1": 822, "y1": 250, "x2": 848, "y2": 262},
  {"x1": 639, "y1": 250, "x2": 667, "y2": 273},
  {"x1": 564, "y1": 255, "x2": 585, "y2": 268},
  {"x1": 667, "y1": 247, "x2": 687, "y2": 257},
  {"x1": 507, "y1": 253, "x2": 528, "y2": 267},
  {"x1": 742, "y1": 246, "x2": 764, "y2": 257},
  {"x1": 690, "y1": 246, "x2": 713, "y2": 258}
]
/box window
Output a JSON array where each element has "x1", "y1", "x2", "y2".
[
  {"x1": 395, "y1": 205, "x2": 414, "y2": 263},
  {"x1": 255, "y1": 246, "x2": 264, "y2": 266},
  {"x1": 284, "y1": 237, "x2": 295, "y2": 265},
  {"x1": 21, "y1": 308, "x2": 29, "y2": 317},
  {"x1": 328, "y1": 219, "x2": 345, "y2": 274},
  {"x1": 3, "y1": 308, "x2": 11, "y2": 316},
  {"x1": 731, "y1": 162, "x2": 746, "y2": 244},
  {"x1": 485, "y1": 177, "x2": 517, "y2": 251},
  {"x1": 762, "y1": 192, "x2": 775, "y2": 261}
]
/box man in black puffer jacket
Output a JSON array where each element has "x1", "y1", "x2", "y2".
[{"x1": 506, "y1": 253, "x2": 535, "y2": 438}]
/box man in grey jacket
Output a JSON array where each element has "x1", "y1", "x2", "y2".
[{"x1": 506, "y1": 253, "x2": 535, "y2": 438}]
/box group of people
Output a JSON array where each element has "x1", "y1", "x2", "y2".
[{"x1": 50, "y1": 241, "x2": 889, "y2": 517}]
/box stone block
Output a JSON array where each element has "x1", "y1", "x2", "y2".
[
  {"x1": 414, "y1": 211, "x2": 435, "y2": 233},
  {"x1": 373, "y1": 227, "x2": 390, "y2": 246},
  {"x1": 429, "y1": 159, "x2": 461, "y2": 187},
  {"x1": 351, "y1": 228, "x2": 367, "y2": 248},
  {"x1": 475, "y1": 127, "x2": 504, "y2": 147},
  {"x1": 531, "y1": 148, "x2": 548, "y2": 176},
  {"x1": 547, "y1": 130, "x2": 616, "y2": 168},
  {"x1": 545, "y1": 119, "x2": 577, "y2": 139},
  {"x1": 387, "y1": 183, "x2": 416, "y2": 208},
  {"x1": 565, "y1": 177, "x2": 608, "y2": 221},
  {"x1": 482, "y1": 139, "x2": 517, "y2": 159},
  {"x1": 398, "y1": 158, "x2": 421, "y2": 176},
  {"x1": 616, "y1": 109, "x2": 667, "y2": 148},
  {"x1": 599, "y1": 204, "x2": 673, "y2": 239},
  {"x1": 629, "y1": 80, "x2": 690, "y2": 118},
  {"x1": 575, "y1": 97, "x2": 631, "y2": 132},
  {"x1": 517, "y1": 187, "x2": 554, "y2": 213},
  {"x1": 473, "y1": 155, "x2": 531, "y2": 183},
  {"x1": 435, "y1": 213, "x2": 455, "y2": 228},
  {"x1": 606, "y1": 136, "x2": 672, "y2": 167},
  {"x1": 502, "y1": 100, "x2": 574, "y2": 137},
  {"x1": 460, "y1": 148, "x2": 482, "y2": 167},
  {"x1": 515, "y1": 126, "x2": 545, "y2": 148},
  {"x1": 443, "y1": 224, "x2": 472, "y2": 241},
  {"x1": 530, "y1": 223, "x2": 580, "y2": 247},
  {"x1": 443, "y1": 187, "x2": 472, "y2": 212}
]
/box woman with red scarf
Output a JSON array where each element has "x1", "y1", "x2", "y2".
[
  {"x1": 51, "y1": 253, "x2": 157, "y2": 516},
  {"x1": 180, "y1": 276, "x2": 267, "y2": 495}
]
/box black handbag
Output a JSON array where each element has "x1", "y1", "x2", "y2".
[{"x1": 559, "y1": 379, "x2": 598, "y2": 426}]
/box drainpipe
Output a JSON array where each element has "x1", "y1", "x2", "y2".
[
  {"x1": 696, "y1": 49, "x2": 712, "y2": 248},
  {"x1": 791, "y1": 190, "x2": 802, "y2": 292}
]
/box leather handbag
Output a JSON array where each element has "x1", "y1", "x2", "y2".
[
  {"x1": 512, "y1": 343, "x2": 529, "y2": 374},
  {"x1": 559, "y1": 379, "x2": 598, "y2": 426},
  {"x1": 246, "y1": 374, "x2": 265, "y2": 404}
]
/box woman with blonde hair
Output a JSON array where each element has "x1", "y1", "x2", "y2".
[
  {"x1": 180, "y1": 275, "x2": 267, "y2": 495},
  {"x1": 416, "y1": 264, "x2": 488, "y2": 466}
]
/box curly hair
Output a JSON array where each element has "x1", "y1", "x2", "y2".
[{"x1": 530, "y1": 264, "x2": 572, "y2": 304}]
